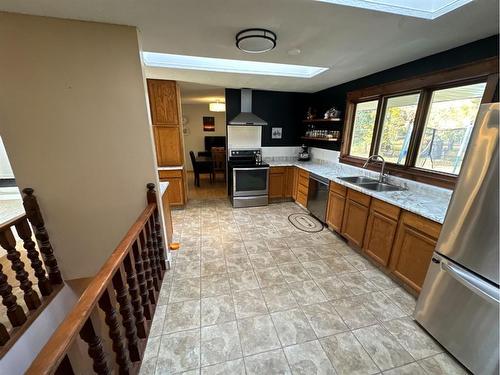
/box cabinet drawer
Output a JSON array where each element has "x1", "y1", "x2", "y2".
[
  {"x1": 159, "y1": 169, "x2": 183, "y2": 179},
  {"x1": 296, "y1": 190, "x2": 308, "y2": 207},
  {"x1": 347, "y1": 189, "x2": 371, "y2": 207},
  {"x1": 371, "y1": 199, "x2": 400, "y2": 220},
  {"x1": 298, "y1": 169, "x2": 309, "y2": 180},
  {"x1": 298, "y1": 175, "x2": 309, "y2": 188},
  {"x1": 298, "y1": 183, "x2": 309, "y2": 196},
  {"x1": 330, "y1": 181, "x2": 347, "y2": 196},
  {"x1": 270, "y1": 166, "x2": 286, "y2": 174}
]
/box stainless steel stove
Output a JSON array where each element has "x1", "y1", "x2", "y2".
[{"x1": 228, "y1": 148, "x2": 269, "y2": 208}]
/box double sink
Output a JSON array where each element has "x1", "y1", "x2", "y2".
[{"x1": 339, "y1": 176, "x2": 404, "y2": 192}]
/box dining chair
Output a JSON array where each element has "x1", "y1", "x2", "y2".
[
  {"x1": 211, "y1": 147, "x2": 226, "y2": 182},
  {"x1": 189, "y1": 151, "x2": 213, "y2": 187}
]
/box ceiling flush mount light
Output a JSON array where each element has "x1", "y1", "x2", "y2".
[
  {"x1": 142, "y1": 52, "x2": 328, "y2": 78},
  {"x1": 209, "y1": 101, "x2": 226, "y2": 112},
  {"x1": 236, "y1": 28, "x2": 277, "y2": 54},
  {"x1": 314, "y1": 0, "x2": 474, "y2": 19}
]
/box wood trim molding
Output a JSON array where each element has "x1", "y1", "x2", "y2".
[
  {"x1": 347, "y1": 57, "x2": 499, "y2": 101},
  {"x1": 340, "y1": 57, "x2": 499, "y2": 189}
]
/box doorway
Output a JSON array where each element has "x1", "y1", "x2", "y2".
[{"x1": 178, "y1": 82, "x2": 227, "y2": 200}]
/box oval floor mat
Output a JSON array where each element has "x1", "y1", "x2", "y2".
[{"x1": 288, "y1": 213, "x2": 324, "y2": 233}]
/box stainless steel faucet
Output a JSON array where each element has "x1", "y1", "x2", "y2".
[{"x1": 363, "y1": 154, "x2": 387, "y2": 183}]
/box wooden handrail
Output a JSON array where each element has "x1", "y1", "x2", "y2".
[
  {"x1": 26, "y1": 202, "x2": 156, "y2": 375},
  {"x1": 25, "y1": 183, "x2": 167, "y2": 375}
]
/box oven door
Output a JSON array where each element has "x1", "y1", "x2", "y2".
[{"x1": 233, "y1": 167, "x2": 269, "y2": 197}]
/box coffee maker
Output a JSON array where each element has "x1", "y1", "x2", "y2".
[{"x1": 298, "y1": 144, "x2": 310, "y2": 161}]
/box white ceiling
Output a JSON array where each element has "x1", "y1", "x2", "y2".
[
  {"x1": 177, "y1": 82, "x2": 226, "y2": 105},
  {"x1": 1, "y1": 0, "x2": 497, "y2": 93}
]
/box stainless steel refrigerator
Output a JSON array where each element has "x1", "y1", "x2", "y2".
[{"x1": 415, "y1": 103, "x2": 499, "y2": 375}]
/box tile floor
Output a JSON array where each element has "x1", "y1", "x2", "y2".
[{"x1": 140, "y1": 199, "x2": 468, "y2": 375}]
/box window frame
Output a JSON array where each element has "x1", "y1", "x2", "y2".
[{"x1": 341, "y1": 58, "x2": 499, "y2": 189}]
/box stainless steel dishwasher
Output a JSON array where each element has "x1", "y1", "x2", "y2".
[{"x1": 307, "y1": 173, "x2": 329, "y2": 223}]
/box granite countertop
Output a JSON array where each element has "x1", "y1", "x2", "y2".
[
  {"x1": 266, "y1": 159, "x2": 452, "y2": 224},
  {"x1": 159, "y1": 181, "x2": 169, "y2": 196}
]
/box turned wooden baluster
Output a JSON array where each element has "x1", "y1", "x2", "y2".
[
  {"x1": 132, "y1": 240, "x2": 152, "y2": 320},
  {"x1": 147, "y1": 183, "x2": 167, "y2": 274},
  {"x1": 0, "y1": 228, "x2": 41, "y2": 310},
  {"x1": 98, "y1": 288, "x2": 131, "y2": 374},
  {"x1": 79, "y1": 318, "x2": 111, "y2": 375},
  {"x1": 54, "y1": 355, "x2": 75, "y2": 375},
  {"x1": 144, "y1": 221, "x2": 160, "y2": 293},
  {"x1": 0, "y1": 322, "x2": 10, "y2": 346},
  {"x1": 146, "y1": 219, "x2": 160, "y2": 292},
  {"x1": 22, "y1": 188, "x2": 63, "y2": 284},
  {"x1": 112, "y1": 267, "x2": 141, "y2": 362},
  {"x1": 0, "y1": 263, "x2": 26, "y2": 326},
  {"x1": 139, "y1": 230, "x2": 156, "y2": 305},
  {"x1": 15, "y1": 218, "x2": 52, "y2": 296},
  {"x1": 149, "y1": 216, "x2": 162, "y2": 283},
  {"x1": 123, "y1": 251, "x2": 147, "y2": 338}
]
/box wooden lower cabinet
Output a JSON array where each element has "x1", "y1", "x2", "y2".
[
  {"x1": 161, "y1": 188, "x2": 174, "y2": 244},
  {"x1": 326, "y1": 182, "x2": 346, "y2": 232},
  {"x1": 285, "y1": 167, "x2": 294, "y2": 198},
  {"x1": 389, "y1": 211, "x2": 441, "y2": 292},
  {"x1": 363, "y1": 199, "x2": 401, "y2": 266},
  {"x1": 341, "y1": 189, "x2": 371, "y2": 247},
  {"x1": 291, "y1": 167, "x2": 298, "y2": 200},
  {"x1": 295, "y1": 168, "x2": 309, "y2": 207},
  {"x1": 153, "y1": 126, "x2": 183, "y2": 166},
  {"x1": 158, "y1": 170, "x2": 185, "y2": 207},
  {"x1": 269, "y1": 167, "x2": 286, "y2": 200}
]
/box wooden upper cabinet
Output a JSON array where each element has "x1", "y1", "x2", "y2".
[
  {"x1": 153, "y1": 127, "x2": 183, "y2": 166},
  {"x1": 341, "y1": 189, "x2": 371, "y2": 247},
  {"x1": 147, "y1": 79, "x2": 180, "y2": 126},
  {"x1": 326, "y1": 182, "x2": 347, "y2": 233},
  {"x1": 389, "y1": 211, "x2": 441, "y2": 292},
  {"x1": 363, "y1": 199, "x2": 401, "y2": 266}
]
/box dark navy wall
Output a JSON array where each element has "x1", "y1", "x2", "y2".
[
  {"x1": 310, "y1": 35, "x2": 499, "y2": 118},
  {"x1": 225, "y1": 88, "x2": 310, "y2": 147},
  {"x1": 225, "y1": 35, "x2": 499, "y2": 151}
]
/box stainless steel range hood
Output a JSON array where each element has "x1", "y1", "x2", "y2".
[{"x1": 228, "y1": 88, "x2": 267, "y2": 126}]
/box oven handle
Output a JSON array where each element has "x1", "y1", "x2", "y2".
[{"x1": 233, "y1": 167, "x2": 270, "y2": 171}]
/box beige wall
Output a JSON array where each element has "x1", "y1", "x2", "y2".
[
  {"x1": 182, "y1": 104, "x2": 226, "y2": 171},
  {"x1": 0, "y1": 12, "x2": 160, "y2": 279}
]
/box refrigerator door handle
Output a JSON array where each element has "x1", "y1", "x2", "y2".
[{"x1": 441, "y1": 259, "x2": 500, "y2": 305}]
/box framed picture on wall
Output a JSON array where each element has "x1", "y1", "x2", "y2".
[
  {"x1": 271, "y1": 127, "x2": 282, "y2": 139},
  {"x1": 203, "y1": 116, "x2": 215, "y2": 132}
]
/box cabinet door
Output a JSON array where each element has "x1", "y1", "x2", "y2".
[
  {"x1": 269, "y1": 172, "x2": 285, "y2": 199},
  {"x1": 389, "y1": 212, "x2": 441, "y2": 292},
  {"x1": 326, "y1": 191, "x2": 345, "y2": 233},
  {"x1": 161, "y1": 191, "x2": 174, "y2": 244},
  {"x1": 147, "y1": 79, "x2": 180, "y2": 126},
  {"x1": 341, "y1": 198, "x2": 369, "y2": 247},
  {"x1": 154, "y1": 127, "x2": 183, "y2": 166},
  {"x1": 291, "y1": 167, "x2": 298, "y2": 200},
  {"x1": 162, "y1": 178, "x2": 184, "y2": 207},
  {"x1": 285, "y1": 167, "x2": 294, "y2": 198},
  {"x1": 363, "y1": 211, "x2": 398, "y2": 266}
]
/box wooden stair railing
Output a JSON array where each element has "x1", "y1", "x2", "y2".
[
  {"x1": 26, "y1": 183, "x2": 167, "y2": 375},
  {"x1": 0, "y1": 188, "x2": 63, "y2": 355}
]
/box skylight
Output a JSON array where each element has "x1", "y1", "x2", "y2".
[
  {"x1": 315, "y1": 0, "x2": 473, "y2": 19},
  {"x1": 142, "y1": 52, "x2": 329, "y2": 78}
]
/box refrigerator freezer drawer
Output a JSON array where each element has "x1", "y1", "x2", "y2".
[{"x1": 415, "y1": 252, "x2": 499, "y2": 375}]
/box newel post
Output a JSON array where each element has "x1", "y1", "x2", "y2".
[
  {"x1": 22, "y1": 188, "x2": 63, "y2": 284},
  {"x1": 146, "y1": 184, "x2": 167, "y2": 274}
]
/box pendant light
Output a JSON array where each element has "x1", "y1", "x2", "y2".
[{"x1": 209, "y1": 101, "x2": 226, "y2": 112}]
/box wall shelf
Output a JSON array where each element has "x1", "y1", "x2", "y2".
[
  {"x1": 302, "y1": 118, "x2": 342, "y2": 124},
  {"x1": 301, "y1": 136, "x2": 340, "y2": 142}
]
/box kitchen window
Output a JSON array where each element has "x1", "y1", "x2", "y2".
[{"x1": 342, "y1": 58, "x2": 498, "y2": 188}]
